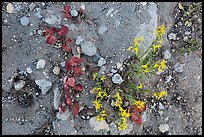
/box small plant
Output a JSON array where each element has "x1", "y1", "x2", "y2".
[{"x1": 91, "y1": 25, "x2": 168, "y2": 131}]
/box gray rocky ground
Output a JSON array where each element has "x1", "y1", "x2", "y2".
[{"x1": 2, "y1": 2, "x2": 202, "y2": 135}]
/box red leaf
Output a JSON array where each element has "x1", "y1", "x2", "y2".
[
  {"x1": 62, "y1": 38, "x2": 72, "y2": 52},
  {"x1": 72, "y1": 102, "x2": 79, "y2": 116},
  {"x1": 64, "y1": 5, "x2": 71, "y2": 12},
  {"x1": 46, "y1": 35, "x2": 56, "y2": 45},
  {"x1": 66, "y1": 77, "x2": 75, "y2": 87},
  {"x1": 70, "y1": 56, "x2": 83, "y2": 64},
  {"x1": 64, "y1": 5, "x2": 72, "y2": 19},
  {"x1": 74, "y1": 84, "x2": 83, "y2": 92},
  {"x1": 65, "y1": 56, "x2": 83, "y2": 71},
  {"x1": 65, "y1": 90, "x2": 71, "y2": 98},
  {"x1": 44, "y1": 27, "x2": 54, "y2": 35},
  {"x1": 73, "y1": 67, "x2": 82, "y2": 76},
  {"x1": 58, "y1": 104, "x2": 65, "y2": 114},
  {"x1": 66, "y1": 97, "x2": 73, "y2": 106},
  {"x1": 65, "y1": 60, "x2": 74, "y2": 70},
  {"x1": 64, "y1": 12, "x2": 72, "y2": 19},
  {"x1": 62, "y1": 44, "x2": 71, "y2": 52},
  {"x1": 131, "y1": 112, "x2": 142, "y2": 125},
  {"x1": 57, "y1": 26, "x2": 69, "y2": 36}
]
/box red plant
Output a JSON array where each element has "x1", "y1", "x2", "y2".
[
  {"x1": 46, "y1": 35, "x2": 56, "y2": 45},
  {"x1": 58, "y1": 104, "x2": 66, "y2": 114},
  {"x1": 63, "y1": 5, "x2": 72, "y2": 19},
  {"x1": 73, "y1": 66, "x2": 82, "y2": 76},
  {"x1": 71, "y1": 102, "x2": 79, "y2": 116},
  {"x1": 131, "y1": 112, "x2": 142, "y2": 125},
  {"x1": 74, "y1": 84, "x2": 83, "y2": 92},
  {"x1": 66, "y1": 97, "x2": 73, "y2": 106},
  {"x1": 58, "y1": 26, "x2": 69, "y2": 36},
  {"x1": 62, "y1": 38, "x2": 72, "y2": 52},
  {"x1": 65, "y1": 56, "x2": 83, "y2": 70},
  {"x1": 66, "y1": 77, "x2": 75, "y2": 87}
]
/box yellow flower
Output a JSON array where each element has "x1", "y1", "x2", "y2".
[
  {"x1": 120, "y1": 109, "x2": 130, "y2": 118},
  {"x1": 115, "y1": 100, "x2": 123, "y2": 107},
  {"x1": 137, "y1": 82, "x2": 143, "y2": 89},
  {"x1": 133, "y1": 46, "x2": 139, "y2": 54},
  {"x1": 156, "y1": 24, "x2": 165, "y2": 38},
  {"x1": 102, "y1": 92, "x2": 108, "y2": 98},
  {"x1": 100, "y1": 75, "x2": 106, "y2": 82},
  {"x1": 133, "y1": 37, "x2": 144, "y2": 46},
  {"x1": 92, "y1": 72, "x2": 98, "y2": 80},
  {"x1": 153, "y1": 60, "x2": 167, "y2": 72},
  {"x1": 141, "y1": 63, "x2": 149, "y2": 73},
  {"x1": 93, "y1": 99, "x2": 101, "y2": 111},
  {"x1": 96, "y1": 91, "x2": 102, "y2": 99},
  {"x1": 133, "y1": 100, "x2": 145, "y2": 110},
  {"x1": 96, "y1": 109, "x2": 107, "y2": 121},
  {"x1": 153, "y1": 44, "x2": 161, "y2": 52},
  {"x1": 113, "y1": 92, "x2": 122, "y2": 101},
  {"x1": 118, "y1": 117, "x2": 127, "y2": 130},
  {"x1": 127, "y1": 46, "x2": 133, "y2": 51},
  {"x1": 160, "y1": 60, "x2": 167, "y2": 69},
  {"x1": 91, "y1": 87, "x2": 101, "y2": 93},
  {"x1": 153, "y1": 91, "x2": 167, "y2": 100}
]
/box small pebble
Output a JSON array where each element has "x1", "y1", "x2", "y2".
[
  {"x1": 6, "y1": 3, "x2": 14, "y2": 13},
  {"x1": 53, "y1": 66, "x2": 60, "y2": 75},
  {"x1": 26, "y1": 67, "x2": 33, "y2": 74},
  {"x1": 159, "y1": 123, "x2": 169, "y2": 133},
  {"x1": 36, "y1": 59, "x2": 46, "y2": 69},
  {"x1": 20, "y1": 16, "x2": 30, "y2": 26}
]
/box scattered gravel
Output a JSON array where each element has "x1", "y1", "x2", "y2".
[
  {"x1": 56, "y1": 110, "x2": 70, "y2": 121},
  {"x1": 174, "y1": 63, "x2": 184, "y2": 73},
  {"x1": 53, "y1": 87, "x2": 61, "y2": 110},
  {"x1": 98, "y1": 25, "x2": 108, "y2": 35},
  {"x1": 163, "y1": 49, "x2": 172, "y2": 60},
  {"x1": 75, "y1": 36, "x2": 84, "y2": 45}
]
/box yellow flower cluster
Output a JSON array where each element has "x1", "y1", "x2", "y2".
[
  {"x1": 137, "y1": 82, "x2": 143, "y2": 89},
  {"x1": 153, "y1": 60, "x2": 167, "y2": 72},
  {"x1": 113, "y1": 92, "x2": 123, "y2": 107},
  {"x1": 96, "y1": 109, "x2": 107, "y2": 121},
  {"x1": 100, "y1": 75, "x2": 106, "y2": 81},
  {"x1": 93, "y1": 99, "x2": 101, "y2": 111},
  {"x1": 153, "y1": 44, "x2": 161, "y2": 53},
  {"x1": 119, "y1": 106, "x2": 130, "y2": 118},
  {"x1": 128, "y1": 37, "x2": 144, "y2": 55},
  {"x1": 92, "y1": 72, "x2": 98, "y2": 80},
  {"x1": 153, "y1": 91, "x2": 167, "y2": 100},
  {"x1": 141, "y1": 63, "x2": 149, "y2": 73},
  {"x1": 132, "y1": 100, "x2": 145, "y2": 110},
  {"x1": 96, "y1": 91, "x2": 108, "y2": 100},
  {"x1": 118, "y1": 117, "x2": 127, "y2": 130}
]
